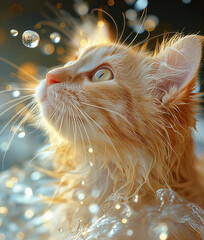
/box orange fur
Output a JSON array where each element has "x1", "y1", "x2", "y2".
[{"x1": 35, "y1": 30, "x2": 204, "y2": 238}]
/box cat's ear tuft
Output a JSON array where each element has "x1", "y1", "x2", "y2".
[{"x1": 155, "y1": 35, "x2": 203, "y2": 96}]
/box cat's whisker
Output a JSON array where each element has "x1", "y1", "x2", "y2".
[
  {"x1": 0, "y1": 95, "x2": 34, "y2": 118},
  {"x1": 69, "y1": 101, "x2": 87, "y2": 164},
  {"x1": 0, "y1": 94, "x2": 34, "y2": 109},
  {"x1": 0, "y1": 100, "x2": 36, "y2": 137},
  {"x1": 91, "y1": 8, "x2": 119, "y2": 44},
  {"x1": 1, "y1": 101, "x2": 37, "y2": 170},
  {"x1": 0, "y1": 88, "x2": 35, "y2": 94},
  {"x1": 77, "y1": 106, "x2": 120, "y2": 159},
  {"x1": 0, "y1": 57, "x2": 39, "y2": 83},
  {"x1": 10, "y1": 72, "x2": 38, "y2": 87}
]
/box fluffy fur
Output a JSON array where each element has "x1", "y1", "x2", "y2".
[{"x1": 35, "y1": 19, "x2": 204, "y2": 238}]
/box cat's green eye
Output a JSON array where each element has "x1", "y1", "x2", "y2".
[{"x1": 92, "y1": 68, "x2": 113, "y2": 82}]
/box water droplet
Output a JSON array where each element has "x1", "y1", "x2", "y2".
[
  {"x1": 22, "y1": 30, "x2": 40, "y2": 48},
  {"x1": 10, "y1": 29, "x2": 18, "y2": 37},
  {"x1": 50, "y1": 32, "x2": 61, "y2": 43}
]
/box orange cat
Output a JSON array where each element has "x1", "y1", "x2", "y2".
[{"x1": 35, "y1": 23, "x2": 204, "y2": 238}]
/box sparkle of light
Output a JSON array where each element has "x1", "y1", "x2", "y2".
[
  {"x1": 24, "y1": 209, "x2": 34, "y2": 219},
  {"x1": 74, "y1": 1, "x2": 89, "y2": 16},
  {"x1": 88, "y1": 147, "x2": 93, "y2": 153},
  {"x1": 89, "y1": 204, "x2": 99, "y2": 214},
  {"x1": 50, "y1": 32, "x2": 61, "y2": 43},
  {"x1": 115, "y1": 204, "x2": 121, "y2": 209},
  {"x1": 89, "y1": 161, "x2": 94, "y2": 167},
  {"x1": 18, "y1": 131, "x2": 26, "y2": 139},
  {"x1": 25, "y1": 187, "x2": 33, "y2": 197},
  {"x1": 97, "y1": 21, "x2": 105, "y2": 28},
  {"x1": 125, "y1": 9, "x2": 137, "y2": 21},
  {"x1": 133, "y1": 194, "x2": 139, "y2": 203},
  {"x1": 159, "y1": 233, "x2": 168, "y2": 240},
  {"x1": 0, "y1": 206, "x2": 8, "y2": 215},
  {"x1": 107, "y1": 0, "x2": 114, "y2": 6},
  {"x1": 12, "y1": 90, "x2": 20, "y2": 98},
  {"x1": 127, "y1": 229, "x2": 134, "y2": 236},
  {"x1": 122, "y1": 218, "x2": 127, "y2": 224},
  {"x1": 134, "y1": 0, "x2": 148, "y2": 11},
  {"x1": 42, "y1": 43, "x2": 55, "y2": 55}
]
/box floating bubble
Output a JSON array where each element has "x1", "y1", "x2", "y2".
[
  {"x1": 134, "y1": 0, "x2": 148, "y2": 11},
  {"x1": 50, "y1": 32, "x2": 61, "y2": 43},
  {"x1": 74, "y1": 1, "x2": 89, "y2": 15},
  {"x1": 125, "y1": 9, "x2": 137, "y2": 21},
  {"x1": 127, "y1": 229, "x2": 134, "y2": 236},
  {"x1": 10, "y1": 29, "x2": 18, "y2": 37},
  {"x1": 22, "y1": 30, "x2": 40, "y2": 48}
]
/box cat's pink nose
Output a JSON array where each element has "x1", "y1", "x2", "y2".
[{"x1": 46, "y1": 73, "x2": 59, "y2": 87}]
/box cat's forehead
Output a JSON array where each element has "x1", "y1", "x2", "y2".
[{"x1": 74, "y1": 45, "x2": 117, "y2": 73}]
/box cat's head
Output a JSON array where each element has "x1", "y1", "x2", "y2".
[
  {"x1": 36, "y1": 35, "x2": 203, "y2": 149},
  {"x1": 36, "y1": 34, "x2": 203, "y2": 196}
]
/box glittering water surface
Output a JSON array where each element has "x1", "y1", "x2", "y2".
[
  {"x1": 50, "y1": 32, "x2": 61, "y2": 43},
  {"x1": 10, "y1": 29, "x2": 18, "y2": 37},
  {"x1": 22, "y1": 30, "x2": 40, "y2": 48}
]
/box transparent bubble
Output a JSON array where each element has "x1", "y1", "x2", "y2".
[
  {"x1": 10, "y1": 29, "x2": 18, "y2": 37},
  {"x1": 50, "y1": 32, "x2": 61, "y2": 43},
  {"x1": 22, "y1": 30, "x2": 40, "y2": 48}
]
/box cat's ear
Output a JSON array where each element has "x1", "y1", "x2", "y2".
[{"x1": 154, "y1": 35, "x2": 203, "y2": 98}]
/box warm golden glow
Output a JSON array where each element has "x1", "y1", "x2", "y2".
[
  {"x1": 108, "y1": 0, "x2": 114, "y2": 6},
  {"x1": 18, "y1": 62, "x2": 38, "y2": 83}
]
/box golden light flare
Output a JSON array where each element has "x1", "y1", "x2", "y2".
[
  {"x1": 42, "y1": 43, "x2": 55, "y2": 55},
  {"x1": 0, "y1": 206, "x2": 8, "y2": 215},
  {"x1": 97, "y1": 21, "x2": 105, "y2": 28},
  {"x1": 57, "y1": 46, "x2": 65, "y2": 55},
  {"x1": 144, "y1": 19, "x2": 156, "y2": 32},
  {"x1": 108, "y1": 0, "x2": 115, "y2": 6},
  {"x1": 17, "y1": 62, "x2": 38, "y2": 83},
  {"x1": 60, "y1": 22, "x2": 66, "y2": 28},
  {"x1": 57, "y1": 2, "x2": 62, "y2": 8}
]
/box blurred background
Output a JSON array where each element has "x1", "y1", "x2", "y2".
[
  {"x1": 0, "y1": 1, "x2": 204, "y2": 239},
  {"x1": 0, "y1": 0, "x2": 203, "y2": 170}
]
